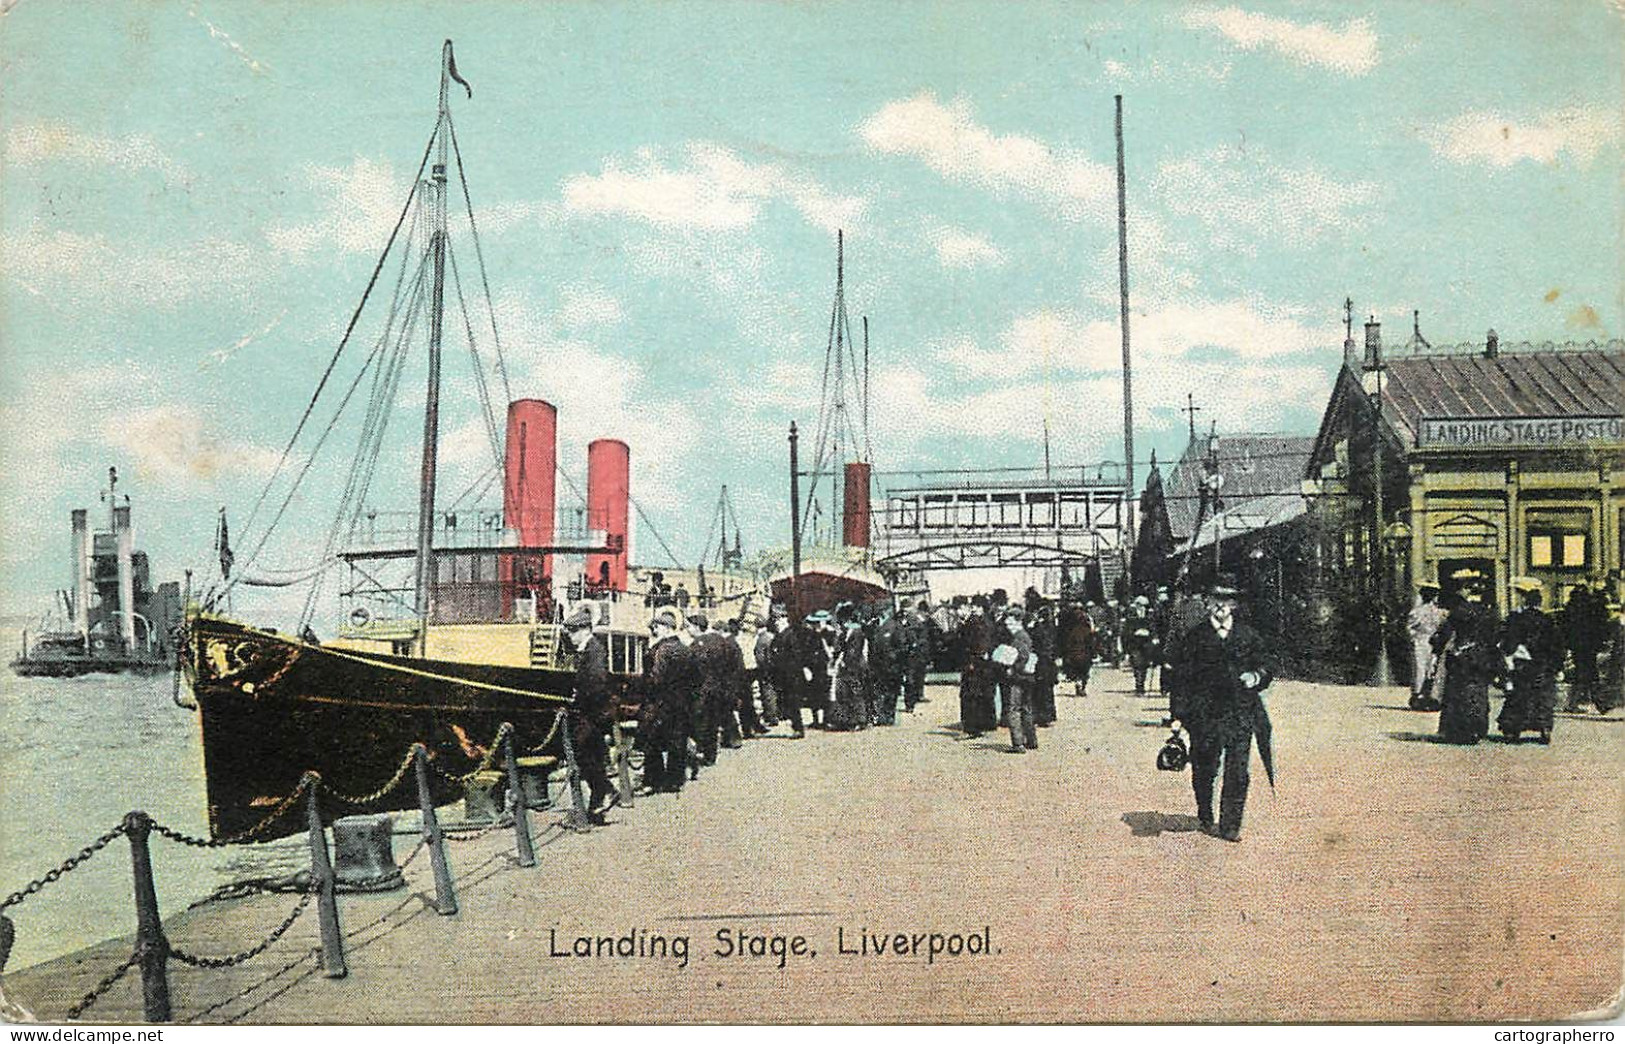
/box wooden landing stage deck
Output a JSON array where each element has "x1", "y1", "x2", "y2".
[{"x1": 6, "y1": 669, "x2": 1622, "y2": 1024}]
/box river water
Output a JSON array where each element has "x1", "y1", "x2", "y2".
[{"x1": 0, "y1": 626, "x2": 302, "y2": 972}]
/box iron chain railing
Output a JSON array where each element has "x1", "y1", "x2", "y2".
[
  {"x1": 1, "y1": 820, "x2": 129, "y2": 914},
  {"x1": 66, "y1": 950, "x2": 140, "y2": 1020},
  {"x1": 169, "y1": 886, "x2": 315, "y2": 970},
  {"x1": 4, "y1": 716, "x2": 574, "y2": 1023}
]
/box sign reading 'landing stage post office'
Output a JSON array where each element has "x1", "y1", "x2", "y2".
[{"x1": 1418, "y1": 415, "x2": 1625, "y2": 450}]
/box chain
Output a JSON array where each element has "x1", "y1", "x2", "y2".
[
  {"x1": 427, "y1": 721, "x2": 513, "y2": 786},
  {"x1": 65, "y1": 950, "x2": 139, "y2": 1020},
  {"x1": 325, "y1": 745, "x2": 420, "y2": 808},
  {"x1": 185, "y1": 947, "x2": 319, "y2": 1025},
  {"x1": 441, "y1": 816, "x2": 509, "y2": 844},
  {"x1": 524, "y1": 709, "x2": 567, "y2": 754},
  {"x1": 169, "y1": 885, "x2": 315, "y2": 969},
  {"x1": 151, "y1": 774, "x2": 314, "y2": 848},
  {"x1": 2, "y1": 820, "x2": 128, "y2": 913}
]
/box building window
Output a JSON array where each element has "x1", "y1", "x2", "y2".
[
  {"x1": 1057, "y1": 493, "x2": 1089, "y2": 530},
  {"x1": 1529, "y1": 530, "x2": 1589, "y2": 570}
]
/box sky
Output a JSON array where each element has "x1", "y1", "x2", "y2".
[{"x1": 1, "y1": 0, "x2": 1620, "y2": 621}]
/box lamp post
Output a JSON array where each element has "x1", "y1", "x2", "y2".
[{"x1": 1368, "y1": 345, "x2": 1394, "y2": 687}]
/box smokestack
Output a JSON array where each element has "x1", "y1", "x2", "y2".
[
  {"x1": 842, "y1": 461, "x2": 872, "y2": 548},
  {"x1": 1484, "y1": 328, "x2": 1500, "y2": 359},
  {"x1": 586, "y1": 439, "x2": 630, "y2": 592},
  {"x1": 114, "y1": 504, "x2": 136, "y2": 651},
  {"x1": 1363, "y1": 316, "x2": 1382, "y2": 371},
  {"x1": 502, "y1": 399, "x2": 558, "y2": 616},
  {"x1": 71, "y1": 509, "x2": 90, "y2": 637}
]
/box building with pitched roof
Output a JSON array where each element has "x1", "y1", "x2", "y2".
[{"x1": 1306, "y1": 318, "x2": 1625, "y2": 624}]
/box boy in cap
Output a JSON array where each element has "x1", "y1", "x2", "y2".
[{"x1": 991, "y1": 607, "x2": 1038, "y2": 753}]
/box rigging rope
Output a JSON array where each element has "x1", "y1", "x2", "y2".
[
  {"x1": 445, "y1": 462, "x2": 499, "y2": 512},
  {"x1": 445, "y1": 112, "x2": 515, "y2": 407},
  {"x1": 239, "y1": 118, "x2": 440, "y2": 546},
  {"x1": 630, "y1": 496, "x2": 686, "y2": 571},
  {"x1": 446, "y1": 242, "x2": 506, "y2": 471},
  {"x1": 301, "y1": 253, "x2": 433, "y2": 628}
]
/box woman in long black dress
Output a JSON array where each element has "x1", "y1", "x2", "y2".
[
  {"x1": 1497, "y1": 579, "x2": 1563, "y2": 743},
  {"x1": 1432, "y1": 580, "x2": 1500, "y2": 745}
]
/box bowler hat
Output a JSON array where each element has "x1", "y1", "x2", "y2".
[
  {"x1": 686, "y1": 612, "x2": 709, "y2": 630},
  {"x1": 652, "y1": 607, "x2": 681, "y2": 629}
]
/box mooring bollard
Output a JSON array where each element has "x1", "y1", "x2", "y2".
[
  {"x1": 304, "y1": 777, "x2": 348, "y2": 978},
  {"x1": 501, "y1": 726, "x2": 536, "y2": 868},
  {"x1": 411, "y1": 744, "x2": 458, "y2": 915},
  {"x1": 559, "y1": 710, "x2": 591, "y2": 831},
  {"x1": 124, "y1": 811, "x2": 171, "y2": 1023},
  {"x1": 612, "y1": 720, "x2": 634, "y2": 808}
]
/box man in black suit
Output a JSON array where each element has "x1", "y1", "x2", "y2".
[
  {"x1": 564, "y1": 607, "x2": 616, "y2": 823},
  {"x1": 1173, "y1": 580, "x2": 1273, "y2": 842},
  {"x1": 639, "y1": 608, "x2": 693, "y2": 793}
]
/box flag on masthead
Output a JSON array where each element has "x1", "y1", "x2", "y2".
[{"x1": 446, "y1": 40, "x2": 472, "y2": 98}]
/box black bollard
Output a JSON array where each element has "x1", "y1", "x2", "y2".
[
  {"x1": 501, "y1": 727, "x2": 536, "y2": 868},
  {"x1": 558, "y1": 710, "x2": 591, "y2": 831},
  {"x1": 124, "y1": 812, "x2": 171, "y2": 1023},
  {"x1": 412, "y1": 744, "x2": 458, "y2": 915},
  {"x1": 304, "y1": 778, "x2": 348, "y2": 978}
]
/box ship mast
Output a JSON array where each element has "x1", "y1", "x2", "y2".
[{"x1": 412, "y1": 42, "x2": 454, "y2": 653}]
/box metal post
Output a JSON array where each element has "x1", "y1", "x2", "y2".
[
  {"x1": 501, "y1": 727, "x2": 536, "y2": 867},
  {"x1": 1115, "y1": 94, "x2": 1137, "y2": 560},
  {"x1": 1370, "y1": 352, "x2": 1394, "y2": 686},
  {"x1": 412, "y1": 744, "x2": 458, "y2": 915},
  {"x1": 124, "y1": 812, "x2": 171, "y2": 1023},
  {"x1": 612, "y1": 720, "x2": 634, "y2": 807},
  {"x1": 559, "y1": 710, "x2": 591, "y2": 831},
  {"x1": 789, "y1": 422, "x2": 803, "y2": 619},
  {"x1": 304, "y1": 778, "x2": 348, "y2": 978}
]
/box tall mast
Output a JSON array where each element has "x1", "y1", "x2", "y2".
[
  {"x1": 413, "y1": 42, "x2": 454, "y2": 651},
  {"x1": 1115, "y1": 94, "x2": 1136, "y2": 556}
]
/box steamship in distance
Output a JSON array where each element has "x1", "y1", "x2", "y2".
[
  {"x1": 181, "y1": 43, "x2": 649, "y2": 842},
  {"x1": 11, "y1": 468, "x2": 179, "y2": 677}
]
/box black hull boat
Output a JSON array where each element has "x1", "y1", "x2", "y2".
[{"x1": 187, "y1": 615, "x2": 573, "y2": 841}]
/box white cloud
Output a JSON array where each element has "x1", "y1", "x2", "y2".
[
  {"x1": 4, "y1": 120, "x2": 190, "y2": 182},
  {"x1": 485, "y1": 291, "x2": 702, "y2": 518},
  {"x1": 1181, "y1": 7, "x2": 1377, "y2": 76},
  {"x1": 1155, "y1": 147, "x2": 1379, "y2": 254},
  {"x1": 1422, "y1": 106, "x2": 1620, "y2": 168},
  {"x1": 266, "y1": 157, "x2": 410, "y2": 256},
  {"x1": 187, "y1": 6, "x2": 270, "y2": 75},
  {"x1": 102, "y1": 405, "x2": 281, "y2": 484},
  {"x1": 938, "y1": 299, "x2": 1337, "y2": 385},
  {"x1": 556, "y1": 284, "x2": 624, "y2": 328},
  {"x1": 0, "y1": 229, "x2": 257, "y2": 311},
  {"x1": 561, "y1": 143, "x2": 864, "y2": 234},
  {"x1": 928, "y1": 224, "x2": 1007, "y2": 269},
  {"x1": 858, "y1": 93, "x2": 1114, "y2": 221}
]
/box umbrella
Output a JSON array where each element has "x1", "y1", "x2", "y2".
[{"x1": 1253, "y1": 698, "x2": 1276, "y2": 788}]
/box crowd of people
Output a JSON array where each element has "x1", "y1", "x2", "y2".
[
  {"x1": 557, "y1": 571, "x2": 1621, "y2": 840},
  {"x1": 1407, "y1": 572, "x2": 1623, "y2": 746}
]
